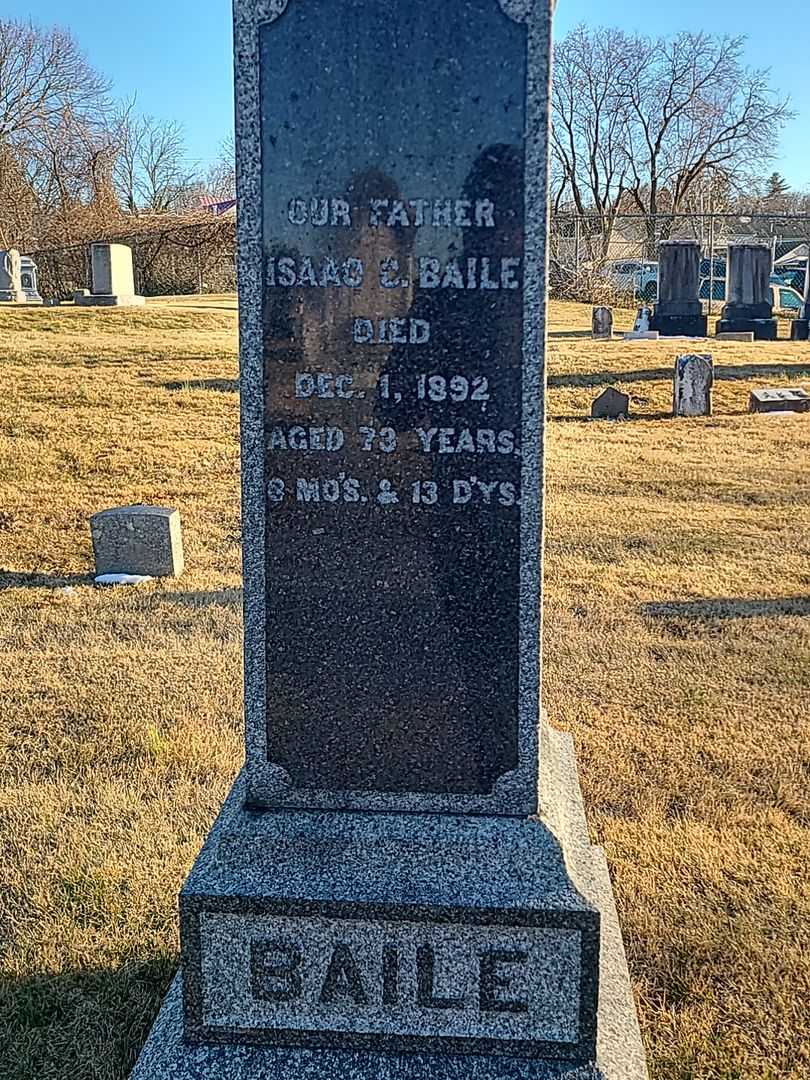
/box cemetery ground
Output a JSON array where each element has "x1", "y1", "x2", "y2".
[{"x1": 0, "y1": 297, "x2": 808, "y2": 1080}]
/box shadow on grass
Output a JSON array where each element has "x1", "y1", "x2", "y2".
[
  {"x1": 550, "y1": 361, "x2": 810, "y2": 389},
  {"x1": 148, "y1": 588, "x2": 242, "y2": 609},
  {"x1": 551, "y1": 411, "x2": 673, "y2": 423},
  {"x1": 0, "y1": 569, "x2": 92, "y2": 590},
  {"x1": 0, "y1": 957, "x2": 173, "y2": 1080},
  {"x1": 548, "y1": 329, "x2": 600, "y2": 339},
  {"x1": 160, "y1": 379, "x2": 239, "y2": 393},
  {"x1": 641, "y1": 597, "x2": 810, "y2": 620}
]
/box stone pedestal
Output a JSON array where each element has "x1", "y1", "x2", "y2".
[
  {"x1": 132, "y1": 724, "x2": 647, "y2": 1080},
  {"x1": 716, "y1": 244, "x2": 777, "y2": 340},
  {"x1": 75, "y1": 243, "x2": 145, "y2": 307},
  {"x1": 130, "y1": 0, "x2": 648, "y2": 1077},
  {"x1": 650, "y1": 241, "x2": 707, "y2": 337}
]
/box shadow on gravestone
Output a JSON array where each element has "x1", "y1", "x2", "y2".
[{"x1": 130, "y1": 2, "x2": 648, "y2": 1079}]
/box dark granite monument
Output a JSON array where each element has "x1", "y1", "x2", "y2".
[
  {"x1": 130, "y1": 1, "x2": 647, "y2": 1077},
  {"x1": 650, "y1": 241, "x2": 707, "y2": 338},
  {"x1": 790, "y1": 267, "x2": 809, "y2": 341},
  {"x1": 716, "y1": 244, "x2": 778, "y2": 341}
]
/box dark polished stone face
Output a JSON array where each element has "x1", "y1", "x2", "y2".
[{"x1": 260, "y1": 0, "x2": 527, "y2": 795}]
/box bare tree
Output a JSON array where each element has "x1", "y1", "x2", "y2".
[
  {"x1": 621, "y1": 32, "x2": 791, "y2": 252},
  {"x1": 205, "y1": 133, "x2": 236, "y2": 202},
  {"x1": 112, "y1": 100, "x2": 198, "y2": 214},
  {"x1": 552, "y1": 26, "x2": 792, "y2": 259},
  {"x1": 0, "y1": 19, "x2": 116, "y2": 244},
  {"x1": 550, "y1": 26, "x2": 631, "y2": 259}
]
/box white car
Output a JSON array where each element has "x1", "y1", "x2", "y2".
[
  {"x1": 771, "y1": 283, "x2": 805, "y2": 316},
  {"x1": 602, "y1": 260, "x2": 659, "y2": 301}
]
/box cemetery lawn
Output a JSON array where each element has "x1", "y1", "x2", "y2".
[{"x1": 0, "y1": 295, "x2": 808, "y2": 1080}]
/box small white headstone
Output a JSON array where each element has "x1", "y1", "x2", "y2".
[
  {"x1": 673, "y1": 354, "x2": 713, "y2": 417},
  {"x1": 0, "y1": 249, "x2": 26, "y2": 303},
  {"x1": 633, "y1": 306, "x2": 651, "y2": 332},
  {"x1": 75, "y1": 244, "x2": 145, "y2": 307}
]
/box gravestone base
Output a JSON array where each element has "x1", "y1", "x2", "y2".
[
  {"x1": 715, "y1": 317, "x2": 778, "y2": 341},
  {"x1": 131, "y1": 723, "x2": 647, "y2": 1080},
  {"x1": 649, "y1": 313, "x2": 707, "y2": 338},
  {"x1": 0, "y1": 289, "x2": 28, "y2": 304},
  {"x1": 75, "y1": 293, "x2": 146, "y2": 307},
  {"x1": 791, "y1": 320, "x2": 809, "y2": 341}
]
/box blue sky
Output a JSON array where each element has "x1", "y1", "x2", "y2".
[{"x1": 8, "y1": 0, "x2": 809, "y2": 189}]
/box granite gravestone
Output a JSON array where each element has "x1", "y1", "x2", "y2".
[
  {"x1": 19, "y1": 256, "x2": 43, "y2": 303},
  {"x1": 131, "y1": 2, "x2": 647, "y2": 1078},
  {"x1": 592, "y1": 306, "x2": 613, "y2": 340},
  {"x1": 790, "y1": 266, "x2": 809, "y2": 341},
  {"x1": 650, "y1": 242, "x2": 707, "y2": 338},
  {"x1": 0, "y1": 249, "x2": 26, "y2": 303},
  {"x1": 716, "y1": 244, "x2": 777, "y2": 341},
  {"x1": 673, "y1": 354, "x2": 713, "y2": 417},
  {"x1": 90, "y1": 505, "x2": 184, "y2": 578},
  {"x1": 749, "y1": 387, "x2": 810, "y2": 413},
  {"x1": 591, "y1": 387, "x2": 629, "y2": 420},
  {"x1": 75, "y1": 243, "x2": 146, "y2": 307}
]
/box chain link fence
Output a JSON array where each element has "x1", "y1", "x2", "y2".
[{"x1": 550, "y1": 212, "x2": 810, "y2": 311}]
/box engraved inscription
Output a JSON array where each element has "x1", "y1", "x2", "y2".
[
  {"x1": 259, "y1": 0, "x2": 527, "y2": 798},
  {"x1": 200, "y1": 913, "x2": 582, "y2": 1046}
]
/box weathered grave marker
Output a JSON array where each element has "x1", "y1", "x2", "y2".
[
  {"x1": 131, "y1": 2, "x2": 647, "y2": 1077},
  {"x1": 90, "y1": 506, "x2": 184, "y2": 578},
  {"x1": 716, "y1": 244, "x2": 777, "y2": 341},
  {"x1": 650, "y1": 241, "x2": 707, "y2": 338},
  {"x1": 0, "y1": 249, "x2": 26, "y2": 304},
  {"x1": 749, "y1": 387, "x2": 810, "y2": 413},
  {"x1": 592, "y1": 387, "x2": 629, "y2": 419},
  {"x1": 716, "y1": 331, "x2": 755, "y2": 342},
  {"x1": 75, "y1": 243, "x2": 145, "y2": 307},
  {"x1": 592, "y1": 305, "x2": 613, "y2": 340},
  {"x1": 673, "y1": 354, "x2": 713, "y2": 417},
  {"x1": 19, "y1": 256, "x2": 43, "y2": 303}
]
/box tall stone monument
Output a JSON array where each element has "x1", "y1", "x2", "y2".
[
  {"x1": 20, "y1": 256, "x2": 44, "y2": 303},
  {"x1": 131, "y1": 1, "x2": 647, "y2": 1077},
  {"x1": 716, "y1": 243, "x2": 777, "y2": 340},
  {"x1": 0, "y1": 249, "x2": 26, "y2": 303},
  {"x1": 75, "y1": 243, "x2": 145, "y2": 307},
  {"x1": 790, "y1": 266, "x2": 809, "y2": 342},
  {"x1": 650, "y1": 241, "x2": 707, "y2": 337}
]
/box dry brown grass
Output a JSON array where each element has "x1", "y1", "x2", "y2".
[{"x1": 0, "y1": 296, "x2": 808, "y2": 1079}]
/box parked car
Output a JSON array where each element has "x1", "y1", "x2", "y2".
[
  {"x1": 771, "y1": 283, "x2": 805, "y2": 315},
  {"x1": 771, "y1": 264, "x2": 807, "y2": 294},
  {"x1": 698, "y1": 278, "x2": 805, "y2": 313},
  {"x1": 601, "y1": 259, "x2": 659, "y2": 300}
]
